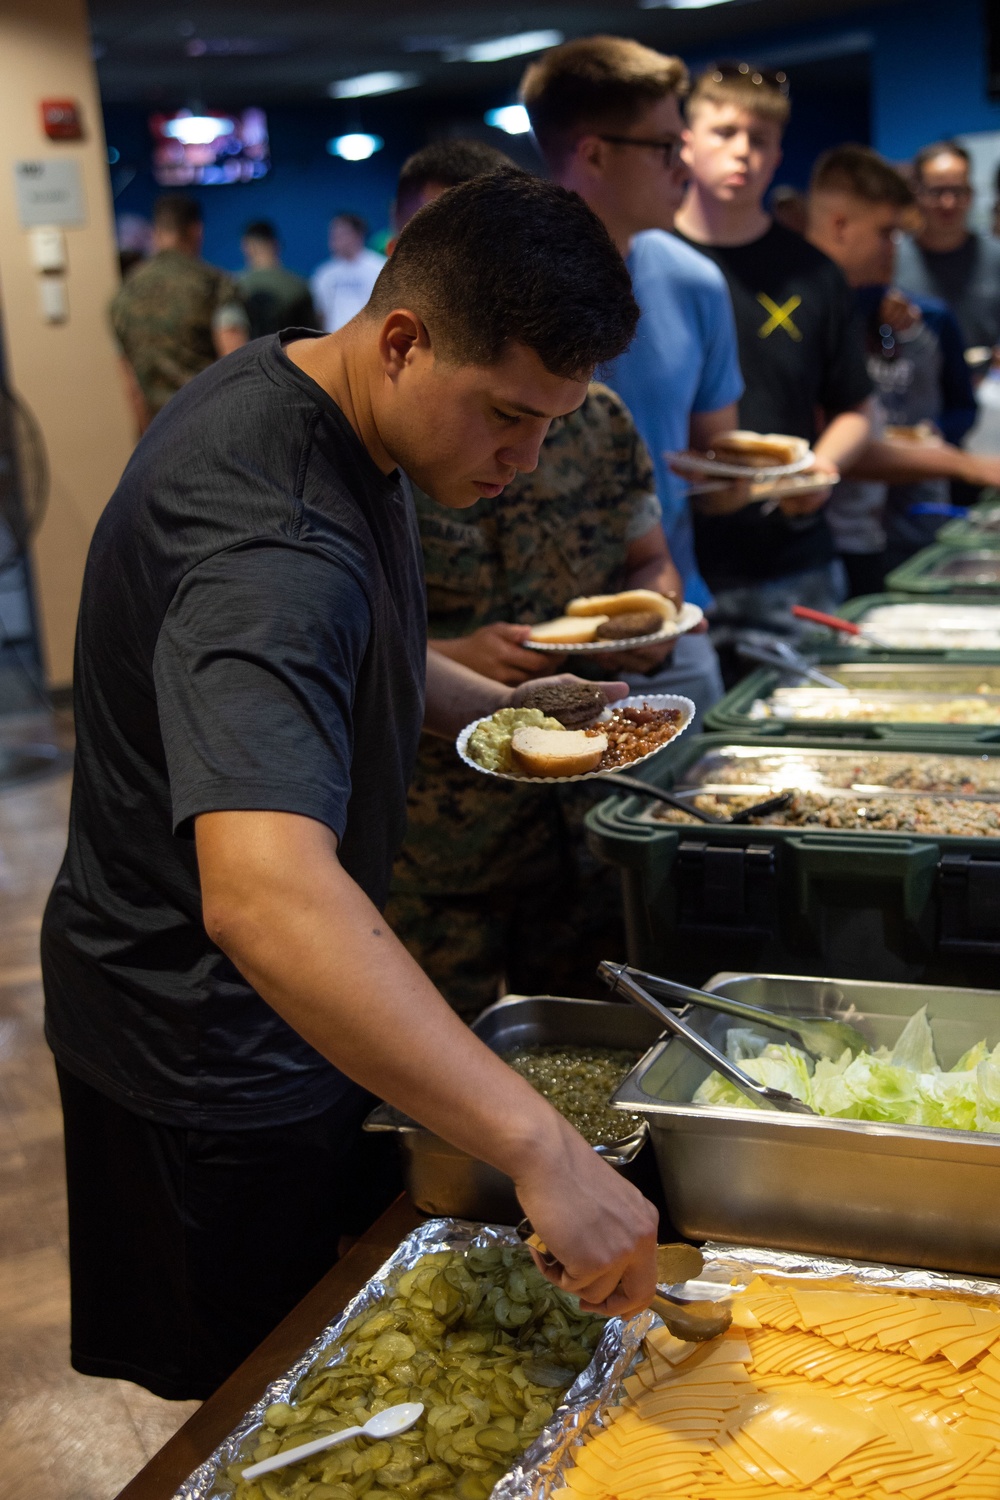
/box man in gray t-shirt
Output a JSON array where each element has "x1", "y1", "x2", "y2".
[{"x1": 895, "y1": 139, "x2": 1000, "y2": 351}]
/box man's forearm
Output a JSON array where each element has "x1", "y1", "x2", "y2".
[
  {"x1": 813, "y1": 410, "x2": 871, "y2": 473},
  {"x1": 626, "y1": 553, "x2": 682, "y2": 599},
  {"x1": 423, "y1": 646, "x2": 510, "y2": 738},
  {"x1": 847, "y1": 437, "x2": 978, "y2": 485}
]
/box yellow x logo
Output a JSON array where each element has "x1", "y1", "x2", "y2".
[{"x1": 757, "y1": 292, "x2": 802, "y2": 340}]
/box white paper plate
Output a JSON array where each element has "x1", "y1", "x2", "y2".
[
  {"x1": 667, "y1": 446, "x2": 814, "y2": 481},
  {"x1": 524, "y1": 601, "x2": 703, "y2": 654},
  {"x1": 456, "y1": 693, "x2": 696, "y2": 785}
]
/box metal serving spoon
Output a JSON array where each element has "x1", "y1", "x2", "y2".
[
  {"x1": 619, "y1": 963, "x2": 868, "y2": 1063},
  {"x1": 242, "y1": 1402, "x2": 425, "y2": 1481},
  {"x1": 592, "y1": 772, "x2": 793, "y2": 826},
  {"x1": 598, "y1": 962, "x2": 816, "y2": 1114},
  {"x1": 736, "y1": 639, "x2": 846, "y2": 690}
]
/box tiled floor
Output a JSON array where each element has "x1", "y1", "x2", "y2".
[{"x1": 0, "y1": 716, "x2": 199, "y2": 1499}]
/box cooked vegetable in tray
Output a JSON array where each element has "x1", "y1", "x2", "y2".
[
  {"x1": 503, "y1": 1045, "x2": 644, "y2": 1146},
  {"x1": 693, "y1": 1006, "x2": 1000, "y2": 1133},
  {"x1": 229, "y1": 1245, "x2": 606, "y2": 1500},
  {"x1": 656, "y1": 788, "x2": 1000, "y2": 837},
  {"x1": 677, "y1": 745, "x2": 1000, "y2": 796}
]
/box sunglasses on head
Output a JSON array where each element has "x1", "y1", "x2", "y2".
[{"x1": 707, "y1": 60, "x2": 790, "y2": 96}]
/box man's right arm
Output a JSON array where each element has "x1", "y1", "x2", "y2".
[
  {"x1": 118, "y1": 354, "x2": 152, "y2": 438},
  {"x1": 195, "y1": 808, "x2": 658, "y2": 1315}
]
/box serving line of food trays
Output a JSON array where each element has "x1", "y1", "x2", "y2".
[
  {"x1": 456, "y1": 693, "x2": 695, "y2": 784},
  {"x1": 524, "y1": 600, "x2": 703, "y2": 654}
]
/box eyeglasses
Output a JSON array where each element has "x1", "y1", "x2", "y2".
[
  {"x1": 918, "y1": 183, "x2": 973, "y2": 202},
  {"x1": 599, "y1": 134, "x2": 684, "y2": 169},
  {"x1": 706, "y1": 60, "x2": 790, "y2": 96}
]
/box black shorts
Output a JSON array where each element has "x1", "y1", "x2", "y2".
[{"x1": 56, "y1": 1064, "x2": 403, "y2": 1400}]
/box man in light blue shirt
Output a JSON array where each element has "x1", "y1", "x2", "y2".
[
  {"x1": 607, "y1": 231, "x2": 744, "y2": 612},
  {"x1": 521, "y1": 35, "x2": 744, "y2": 711}
]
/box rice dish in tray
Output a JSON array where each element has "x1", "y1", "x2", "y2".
[
  {"x1": 655, "y1": 789, "x2": 1000, "y2": 837},
  {"x1": 752, "y1": 688, "x2": 1000, "y2": 724},
  {"x1": 853, "y1": 602, "x2": 1000, "y2": 650},
  {"x1": 677, "y1": 746, "x2": 1000, "y2": 795}
]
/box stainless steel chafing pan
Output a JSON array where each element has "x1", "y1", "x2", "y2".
[
  {"x1": 365, "y1": 995, "x2": 663, "y2": 1222},
  {"x1": 613, "y1": 972, "x2": 1000, "y2": 1276}
]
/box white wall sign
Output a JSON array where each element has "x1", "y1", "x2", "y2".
[{"x1": 13, "y1": 159, "x2": 86, "y2": 227}]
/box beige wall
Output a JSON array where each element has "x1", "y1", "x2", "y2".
[{"x1": 0, "y1": 0, "x2": 133, "y2": 688}]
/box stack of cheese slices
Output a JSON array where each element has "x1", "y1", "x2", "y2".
[{"x1": 554, "y1": 1278, "x2": 1000, "y2": 1500}]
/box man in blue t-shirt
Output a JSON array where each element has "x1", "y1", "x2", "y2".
[{"x1": 521, "y1": 35, "x2": 744, "y2": 709}]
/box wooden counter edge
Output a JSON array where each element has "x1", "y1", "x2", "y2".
[{"x1": 116, "y1": 1197, "x2": 423, "y2": 1500}]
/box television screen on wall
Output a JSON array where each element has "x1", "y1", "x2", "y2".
[{"x1": 149, "y1": 108, "x2": 270, "y2": 186}]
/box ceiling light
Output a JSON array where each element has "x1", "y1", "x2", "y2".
[
  {"x1": 327, "y1": 132, "x2": 384, "y2": 161},
  {"x1": 448, "y1": 30, "x2": 562, "y2": 64},
  {"x1": 485, "y1": 104, "x2": 531, "y2": 135},
  {"x1": 639, "y1": 0, "x2": 734, "y2": 7},
  {"x1": 328, "y1": 71, "x2": 419, "y2": 99},
  {"x1": 163, "y1": 114, "x2": 234, "y2": 145}
]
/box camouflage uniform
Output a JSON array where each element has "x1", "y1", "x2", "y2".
[
  {"x1": 385, "y1": 384, "x2": 661, "y2": 1019},
  {"x1": 110, "y1": 250, "x2": 248, "y2": 417}
]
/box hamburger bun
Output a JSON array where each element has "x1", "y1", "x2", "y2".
[
  {"x1": 528, "y1": 615, "x2": 607, "y2": 644},
  {"x1": 510, "y1": 726, "x2": 607, "y2": 777},
  {"x1": 565, "y1": 588, "x2": 678, "y2": 622},
  {"x1": 708, "y1": 430, "x2": 807, "y2": 469}
]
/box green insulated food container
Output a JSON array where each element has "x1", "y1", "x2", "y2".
[
  {"x1": 585, "y1": 733, "x2": 1000, "y2": 989},
  {"x1": 828, "y1": 593, "x2": 1000, "y2": 657},
  {"x1": 705, "y1": 656, "x2": 1000, "y2": 744},
  {"x1": 885, "y1": 541, "x2": 1000, "y2": 594},
  {"x1": 937, "y1": 489, "x2": 1000, "y2": 547}
]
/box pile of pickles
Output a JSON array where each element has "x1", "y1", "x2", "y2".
[{"x1": 229, "y1": 1244, "x2": 606, "y2": 1500}]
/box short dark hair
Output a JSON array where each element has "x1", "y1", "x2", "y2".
[
  {"x1": 521, "y1": 36, "x2": 688, "y2": 170},
  {"x1": 333, "y1": 211, "x2": 368, "y2": 239},
  {"x1": 367, "y1": 169, "x2": 638, "y2": 379},
  {"x1": 811, "y1": 144, "x2": 915, "y2": 207},
  {"x1": 243, "y1": 219, "x2": 279, "y2": 243},
  {"x1": 153, "y1": 194, "x2": 202, "y2": 234},
  {"x1": 396, "y1": 139, "x2": 514, "y2": 223},
  {"x1": 913, "y1": 139, "x2": 971, "y2": 183},
  {"x1": 688, "y1": 62, "x2": 791, "y2": 127}
]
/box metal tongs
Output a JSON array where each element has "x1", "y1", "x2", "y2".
[
  {"x1": 614, "y1": 964, "x2": 868, "y2": 1063},
  {"x1": 736, "y1": 638, "x2": 845, "y2": 690},
  {"x1": 591, "y1": 771, "x2": 792, "y2": 826},
  {"x1": 598, "y1": 960, "x2": 816, "y2": 1115}
]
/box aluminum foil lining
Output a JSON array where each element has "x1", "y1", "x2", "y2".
[
  {"x1": 172, "y1": 1225, "x2": 1000, "y2": 1500},
  {"x1": 171, "y1": 1216, "x2": 649, "y2": 1500}
]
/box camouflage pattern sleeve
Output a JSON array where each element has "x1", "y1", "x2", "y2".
[{"x1": 211, "y1": 270, "x2": 250, "y2": 333}]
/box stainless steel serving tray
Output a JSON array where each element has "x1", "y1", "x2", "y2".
[
  {"x1": 929, "y1": 549, "x2": 1000, "y2": 583},
  {"x1": 674, "y1": 743, "x2": 1000, "y2": 798},
  {"x1": 613, "y1": 972, "x2": 1000, "y2": 1276},
  {"x1": 366, "y1": 996, "x2": 664, "y2": 1222}
]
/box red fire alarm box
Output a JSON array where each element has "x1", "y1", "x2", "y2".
[{"x1": 41, "y1": 100, "x2": 83, "y2": 140}]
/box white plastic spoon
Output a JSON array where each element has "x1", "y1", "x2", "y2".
[{"x1": 241, "y1": 1401, "x2": 425, "y2": 1481}]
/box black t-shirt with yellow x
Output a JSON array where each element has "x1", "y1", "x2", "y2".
[{"x1": 676, "y1": 221, "x2": 871, "y2": 584}]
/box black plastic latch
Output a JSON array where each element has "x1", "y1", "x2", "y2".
[
  {"x1": 676, "y1": 841, "x2": 776, "y2": 934},
  {"x1": 938, "y1": 853, "x2": 1000, "y2": 953}
]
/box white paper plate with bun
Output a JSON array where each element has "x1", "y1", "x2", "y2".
[
  {"x1": 456, "y1": 693, "x2": 696, "y2": 785},
  {"x1": 526, "y1": 592, "x2": 703, "y2": 654},
  {"x1": 668, "y1": 430, "x2": 813, "y2": 480}
]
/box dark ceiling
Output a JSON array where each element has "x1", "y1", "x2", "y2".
[{"x1": 87, "y1": 0, "x2": 904, "y2": 107}]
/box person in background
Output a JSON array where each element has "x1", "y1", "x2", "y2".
[
  {"x1": 807, "y1": 146, "x2": 1000, "y2": 592},
  {"x1": 239, "y1": 220, "x2": 319, "y2": 339},
  {"x1": 521, "y1": 35, "x2": 746, "y2": 713},
  {"x1": 111, "y1": 194, "x2": 248, "y2": 436},
  {"x1": 896, "y1": 140, "x2": 1000, "y2": 355},
  {"x1": 385, "y1": 140, "x2": 681, "y2": 1016},
  {"x1": 393, "y1": 139, "x2": 513, "y2": 238},
  {"x1": 310, "y1": 212, "x2": 386, "y2": 332},
  {"x1": 770, "y1": 184, "x2": 808, "y2": 236},
  {"x1": 673, "y1": 63, "x2": 871, "y2": 678}
]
